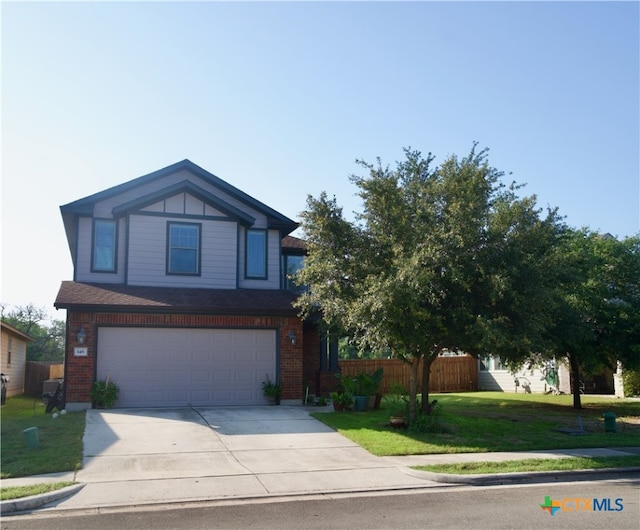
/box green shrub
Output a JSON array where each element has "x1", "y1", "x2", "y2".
[
  {"x1": 408, "y1": 402, "x2": 448, "y2": 434},
  {"x1": 622, "y1": 369, "x2": 640, "y2": 397},
  {"x1": 90, "y1": 380, "x2": 119, "y2": 408},
  {"x1": 261, "y1": 376, "x2": 282, "y2": 398}
]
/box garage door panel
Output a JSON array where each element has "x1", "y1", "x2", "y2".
[
  {"x1": 234, "y1": 390, "x2": 253, "y2": 402},
  {"x1": 235, "y1": 351, "x2": 253, "y2": 362},
  {"x1": 191, "y1": 370, "x2": 210, "y2": 383},
  {"x1": 172, "y1": 350, "x2": 189, "y2": 362},
  {"x1": 190, "y1": 389, "x2": 209, "y2": 401},
  {"x1": 213, "y1": 369, "x2": 233, "y2": 383},
  {"x1": 235, "y1": 371, "x2": 254, "y2": 383},
  {"x1": 215, "y1": 350, "x2": 233, "y2": 362},
  {"x1": 146, "y1": 371, "x2": 167, "y2": 384},
  {"x1": 169, "y1": 390, "x2": 189, "y2": 402},
  {"x1": 97, "y1": 328, "x2": 276, "y2": 407},
  {"x1": 191, "y1": 350, "x2": 210, "y2": 362},
  {"x1": 171, "y1": 371, "x2": 189, "y2": 384},
  {"x1": 256, "y1": 351, "x2": 274, "y2": 363},
  {"x1": 121, "y1": 389, "x2": 144, "y2": 404},
  {"x1": 213, "y1": 389, "x2": 234, "y2": 402}
]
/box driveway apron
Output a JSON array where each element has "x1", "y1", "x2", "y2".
[{"x1": 51, "y1": 406, "x2": 432, "y2": 510}]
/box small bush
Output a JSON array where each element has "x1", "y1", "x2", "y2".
[
  {"x1": 622, "y1": 369, "x2": 640, "y2": 397},
  {"x1": 90, "y1": 380, "x2": 119, "y2": 408},
  {"x1": 408, "y1": 402, "x2": 448, "y2": 434}
]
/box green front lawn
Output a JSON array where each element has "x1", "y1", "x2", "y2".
[
  {"x1": 312, "y1": 392, "x2": 640, "y2": 456},
  {"x1": 0, "y1": 395, "x2": 85, "y2": 478}
]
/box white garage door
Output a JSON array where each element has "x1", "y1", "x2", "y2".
[{"x1": 97, "y1": 327, "x2": 277, "y2": 407}]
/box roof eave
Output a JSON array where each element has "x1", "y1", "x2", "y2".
[{"x1": 53, "y1": 302, "x2": 298, "y2": 317}]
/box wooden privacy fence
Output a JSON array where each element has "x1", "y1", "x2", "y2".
[
  {"x1": 25, "y1": 361, "x2": 64, "y2": 397},
  {"x1": 339, "y1": 356, "x2": 477, "y2": 394}
]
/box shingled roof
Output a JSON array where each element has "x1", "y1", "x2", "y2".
[
  {"x1": 54, "y1": 282, "x2": 299, "y2": 316},
  {"x1": 282, "y1": 235, "x2": 306, "y2": 252}
]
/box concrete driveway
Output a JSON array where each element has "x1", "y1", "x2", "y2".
[{"x1": 50, "y1": 406, "x2": 434, "y2": 510}]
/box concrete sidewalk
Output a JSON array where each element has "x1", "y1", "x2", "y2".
[{"x1": 2, "y1": 406, "x2": 638, "y2": 514}]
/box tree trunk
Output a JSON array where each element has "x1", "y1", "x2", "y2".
[
  {"x1": 569, "y1": 352, "x2": 582, "y2": 410},
  {"x1": 408, "y1": 356, "x2": 421, "y2": 422},
  {"x1": 420, "y1": 355, "x2": 435, "y2": 414}
]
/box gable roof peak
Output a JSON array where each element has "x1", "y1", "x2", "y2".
[{"x1": 60, "y1": 159, "x2": 298, "y2": 232}]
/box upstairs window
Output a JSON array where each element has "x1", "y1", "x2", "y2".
[
  {"x1": 246, "y1": 229, "x2": 267, "y2": 278},
  {"x1": 167, "y1": 222, "x2": 200, "y2": 275},
  {"x1": 92, "y1": 219, "x2": 116, "y2": 272},
  {"x1": 283, "y1": 254, "x2": 305, "y2": 292}
]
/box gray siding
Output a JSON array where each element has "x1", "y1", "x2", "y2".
[
  {"x1": 127, "y1": 214, "x2": 237, "y2": 288},
  {"x1": 74, "y1": 172, "x2": 283, "y2": 290}
]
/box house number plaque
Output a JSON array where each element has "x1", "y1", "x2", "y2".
[{"x1": 74, "y1": 347, "x2": 88, "y2": 357}]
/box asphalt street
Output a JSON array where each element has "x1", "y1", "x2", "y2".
[{"x1": 3, "y1": 479, "x2": 638, "y2": 530}]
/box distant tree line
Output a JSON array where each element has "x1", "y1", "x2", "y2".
[{"x1": 1, "y1": 303, "x2": 65, "y2": 363}]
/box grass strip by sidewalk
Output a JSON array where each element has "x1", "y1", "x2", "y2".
[
  {"x1": 0, "y1": 482, "x2": 75, "y2": 501},
  {"x1": 414, "y1": 455, "x2": 640, "y2": 475}
]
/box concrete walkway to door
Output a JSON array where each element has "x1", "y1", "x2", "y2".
[{"x1": 34, "y1": 406, "x2": 440, "y2": 511}]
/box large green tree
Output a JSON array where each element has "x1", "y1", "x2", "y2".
[
  {"x1": 1, "y1": 304, "x2": 65, "y2": 362},
  {"x1": 296, "y1": 146, "x2": 562, "y2": 421},
  {"x1": 541, "y1": 230, "x2": 640, "y2": 409}
]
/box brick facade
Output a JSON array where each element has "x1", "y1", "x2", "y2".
[{"x1": 64, "y1": 311, "x2": 304, "y2": 404}]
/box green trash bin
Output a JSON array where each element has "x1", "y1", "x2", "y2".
[
  {"x1": 23, "y1": 427, "x2": 40, "y2": 449},
  {"x1": 603, "y1": 412, "x2": 616, "y2": 433}
]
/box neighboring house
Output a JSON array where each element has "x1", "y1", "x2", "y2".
[
  {"x1": 1, "y1": 321, "x2": 33, "y2": 398},
  {"x1": 478, "y1": 355, "x2": 617, "y2": 395},
  {"x1": 478, "y1": 355, "x2": 551, "y2": 394},
  {"x1": 55, "y1": 159, "x2": 328, "y2": 410}
]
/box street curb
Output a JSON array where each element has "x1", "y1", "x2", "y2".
[
  {"x1": 404, "y1": 466, "x2": 640, "y2": 486},
  {"x1": 0, "y1": 483, "x2": 85, "y2": 514}
]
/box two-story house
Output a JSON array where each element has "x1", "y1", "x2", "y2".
[{"x1": 55, "y1": 160, "x2": 327, "y2": 410}]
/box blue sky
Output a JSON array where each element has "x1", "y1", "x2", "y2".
[{"x1": 2, "y1": 1, "x2": 639, "y2": 320}]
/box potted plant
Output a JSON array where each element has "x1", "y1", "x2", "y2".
[
  {"x1": 352, "y1": 370, "x2": 384, "y2": 411},
  {"x1": 262, "y1": 376, "x2": 282, "y2": 405},
  {"x1": 330, "y1": 391, "x2": 353, "y2": 411},
  {"x1": 359, "y1": 368, "x2": 383, "y2": 409},
  {"x1": 336, "y1": 373, "x2": 368, "y2": 410},
  {"x1": 90, "y1": 378, "x2": 119, "y2": 409}
]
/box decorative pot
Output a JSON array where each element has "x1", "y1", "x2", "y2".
[{"x1": 353, "y1": 395, "x2": 368, "y2": 411}]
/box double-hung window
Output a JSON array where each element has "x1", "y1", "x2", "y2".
[
  {"x1": 283, "y1": 254, "x2": 305, "y2": 292},
  {"x1": 246, "y1": 229, "x2": 267, "y2": 278},
  {"x1": 167, "y1": 222, "x2": 200, "y2": 275},
  {"x1": 92, "y1": 219, "x2": 117, "y2": 272}
]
